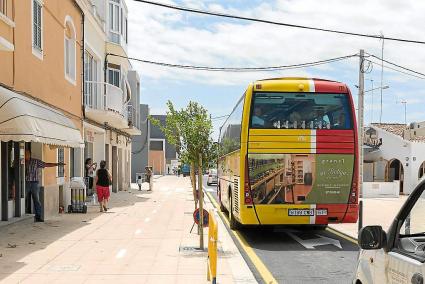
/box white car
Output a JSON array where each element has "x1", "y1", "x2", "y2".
[
  {"x1": 354, "y1": 180, "x2": 425, "y2": 284},
  {"x1": 207, "y1": 169, "x2": 217, "y2": 186}
]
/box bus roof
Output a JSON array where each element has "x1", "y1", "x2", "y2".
[{"x1": 253, "y1": 77, "x2": 349, "y2": 93}]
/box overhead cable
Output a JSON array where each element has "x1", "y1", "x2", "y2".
[
  {"x1": 107, "y1": 53, "x2": 358, "y2": 72},
  {"x1": 366, "y1": 53, "x2": 425, "y2": 77},
  {"x1": 366, "y1": 59, "x2": 425, "y2": 80},
  {"x1": 132, "y1": 0, "x2": 425, "y2": 45}
]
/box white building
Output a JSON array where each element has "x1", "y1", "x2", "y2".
[
  {"x1": 363, "y1": 123, "x2": 425, "y2": 196},
  {"x1": 78, "y1": 0, "x2": 141, "y2": 192}
]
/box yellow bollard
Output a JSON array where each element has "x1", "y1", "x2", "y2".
[{"x1": 207, "y1": 209, "x2": 217, "y2": 284}]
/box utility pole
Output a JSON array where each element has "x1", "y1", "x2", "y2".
[
  {"x1": 358, "y1": 49, "x2": 365, "y2": 198},
  {"x1": 369, "y1": 79, "x2": 374, "y2": 124},
  {"x1": 379, "y1": 33, "x2": 385, "y2": 123},
  {"x1": 198, "y1": 153, "x2": 204, "y2": 250}
]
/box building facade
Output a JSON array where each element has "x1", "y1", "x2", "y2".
[
  {"x1": 149, "y1": 115, "x2": 177, "y2": 175},
  {"x1": 131, "y1": 104, "x2": 150, "y2": 181},
  {"x1": 363, "y1": 123, "x2": 425, "y2": 195},
  {"x1": 78, "y1": 0, "x2": 140, "y2": 193},
  {"x1": 0, "y1": 0, "x2": 84, "y2": 221}
]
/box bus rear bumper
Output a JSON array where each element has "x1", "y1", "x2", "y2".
[{"x1": 238, "y1": 203, "x2": 359, "y2": 225}]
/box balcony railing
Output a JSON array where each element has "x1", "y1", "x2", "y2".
[{"x1": 84, "y1": 81, "x2": 128, "y2": 120}]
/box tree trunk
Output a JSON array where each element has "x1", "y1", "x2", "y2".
[
  {"x1": 190, "y1": 162, "x2": 198, "y2": 209},
  {"x1": 198, "y1": 154, "x2": 204, "y2": 250}
]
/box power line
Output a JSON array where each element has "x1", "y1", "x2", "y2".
[
  {"x1": 366, "y1": 53, "x2": 425, "y2": 77},
  {"x1": 366, "y1": 59, "x2": 425, "y2": 80},
  {"x1": 211, "y1": 114, "x2": 230, "y2": 120},
  {"x1": 107, "y1": 53, "x2": 358, "y2": 72},
  {"x1": 132, "y1": 0, "x2": 425, "y2": 45}
]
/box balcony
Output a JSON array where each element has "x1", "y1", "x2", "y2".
[{"x1": 84, "y1": 81, "x2": 129, "y2": 130}]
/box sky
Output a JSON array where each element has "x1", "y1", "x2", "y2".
[{"x1": 126, "y1": 0, "x2": 425, "y2": 139}]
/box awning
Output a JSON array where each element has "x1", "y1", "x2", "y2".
[{"x1": 0, "y1": 85, "x2": 84, "y2": 148}]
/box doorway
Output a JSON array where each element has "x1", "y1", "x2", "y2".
[{"x1": 387, "y1": 159, "x2": 404, "y2": 194}]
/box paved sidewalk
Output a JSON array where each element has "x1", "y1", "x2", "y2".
[
  {"x1": 0, "y1": 176, "x2": 256, "y2": 283},
  {"x1": 330, "y1": 196, "x2": 408, "y2": 239}
]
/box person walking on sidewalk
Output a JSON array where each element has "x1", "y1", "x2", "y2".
[
  {"x1": 25, "y1": 149, "x2": 64, "y2": 222},
  {"x1": 95, "y1": 160, "x2": 111, "y2": 212}
]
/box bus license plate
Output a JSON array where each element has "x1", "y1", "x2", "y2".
[
  {"x1": 288, "y1": 209, "x2": 328, "y2": 216},
  {"x1": 288, "y1": 209, "x2": 314, "y2": 216}
]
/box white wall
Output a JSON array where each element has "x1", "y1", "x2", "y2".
[
  {"x1": 363, "y1": 181, "x2": 400, "y2": 198},
  {"x1": 367, "y1": 127, "x2": 425, "y2": 194}
]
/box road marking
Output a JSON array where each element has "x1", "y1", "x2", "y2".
[
  {"x1": 116, "y1": 249, "x2": 127, "y2": 259},
  {"x1": 204, "y1": 189, "x2": 278, "y2": 284},
  {"x1": 135, "y1": 229, "x2": 142, "y2": 235},
  {"x1": 326, "y1": 227, "x2": 358, "y2": 244},
  {"x1": 145, "y1": 217, "x2": 150, "y2": 223},
  {"x1": 287, "y1": 230, "x2": 342, "y2": 249}
]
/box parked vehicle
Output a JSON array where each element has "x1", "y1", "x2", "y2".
[
  {"x1": 207, "y1": 169, "x2": 217, "y2": 186},
  {"x1": 354, "y1": 180, "x2": 425, "y2": 284}
]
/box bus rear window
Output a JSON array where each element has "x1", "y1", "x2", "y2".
[{"x1": 250, "y1": 92, "x2": 353, "y2": 130}]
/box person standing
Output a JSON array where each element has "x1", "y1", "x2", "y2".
[
  {"x1": 25, "y1": 149, "x2": 64, "y2": 222},
  {"x1": 85, "y1": 158, "x2": 97, "y2": 196},
  {"x1": 94, "y1": 160, "x2": 111, "y2": 212},
  {"x1": 145, "y1": 166, "x2": 153, "y2": 191}
]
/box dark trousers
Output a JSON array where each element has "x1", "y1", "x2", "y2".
[{"x1": 26, "y1": 181, "x2": 42, "y2": 220}]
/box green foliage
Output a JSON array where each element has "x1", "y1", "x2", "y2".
[{"x1": 149, "y1": 100, "x2": 216, "y2": 170}]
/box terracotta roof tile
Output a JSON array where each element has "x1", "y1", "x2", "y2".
[{"x1": 371, "y1": 123, "x2": 406, "y2": 137}]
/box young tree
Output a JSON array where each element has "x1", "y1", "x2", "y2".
[{"x1": 150, "y1": 100, "x2": 215, "y2": 249}]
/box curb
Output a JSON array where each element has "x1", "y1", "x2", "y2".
[{"x1": 327, "y1": 226, "x2": 358, "y2": 244}]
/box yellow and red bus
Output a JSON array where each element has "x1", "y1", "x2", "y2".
[{"x1": 218, "y1": 77, "x2": 358, "y2": 229}]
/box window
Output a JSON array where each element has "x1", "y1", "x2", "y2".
[
  {"x1": 0, "y1": 0, "x2": 7, "y2": 15},
  {"x1": 64, "y1": 17, "x2": 76, "y2": 83},
  {"x1": 32, "y1": 0, "x2": 42, "y2": 56},
  {"x1": 219, "y1": 95, "x2": 244, "y2": 156},
  {"x1": 125, "y1": 18, "x2": 128, "y2": 43},
  {"x1": 250, "y1": 92, "x2": 353, "y2": 130},
  {"x1": 109, "y1": 0, "x2": 121, "y2": 43},
  {"x1": 108, "y1": 0, "x2": 127, "y2": 45},
  {"x1": 57, "y1": 148, "x2": 65, "y2": 177},
  {"x1": 397, "y1": 188, "x2": 425, "y2": 262},
  {"x1": 84, "y1": 51, "x2": 99, "y2": 108},
  {"x1": 150, "y1": 140, "x2": 164, "y2": 151},
  {"x1": 108, "y1": 65, "x2": 120, "y2": 87}
]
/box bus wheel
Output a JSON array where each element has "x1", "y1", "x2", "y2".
[{"x1": 229, "y1": 195, "x2": 241, "y2": 230}]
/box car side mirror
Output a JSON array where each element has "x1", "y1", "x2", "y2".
[{"x1": 358, "y1": 226, "x2": 387, "y2": 250}]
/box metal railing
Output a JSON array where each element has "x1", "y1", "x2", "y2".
[{"x1": 84, "y1": 81, "x2": 128, "y2": 120}]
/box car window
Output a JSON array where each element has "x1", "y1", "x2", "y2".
[{"x1": 401, "y1": 189, "x2": 425, "y2": 235}]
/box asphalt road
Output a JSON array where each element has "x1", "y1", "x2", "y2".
[{"x1": 203, "y1": 178, "x2": 360, "y2": 284}]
